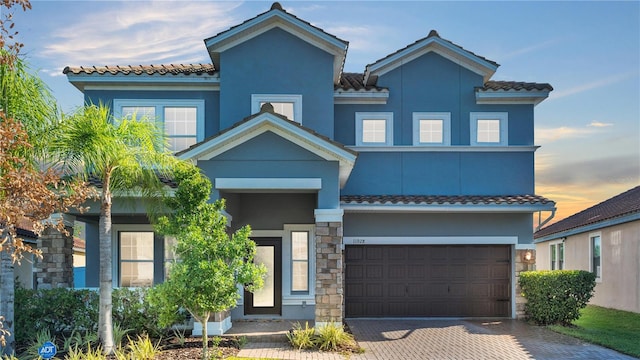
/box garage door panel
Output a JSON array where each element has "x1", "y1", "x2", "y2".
[{"x1": 346, "y1": 245, "x2": 511, "y2": 317}]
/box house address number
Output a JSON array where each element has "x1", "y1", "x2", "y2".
[{"x1": 352, "y1": 238, "x2": 366, "y2": 244}]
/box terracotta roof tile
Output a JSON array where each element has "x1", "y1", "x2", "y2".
[
  {"x1": 87, "y1": 174, "x2": 178, "y2": 188},
  {"x1": 63, "y1": 64, "x2": 216, "y2": 76},
  {"x1": 480, "y1": 81, "x2": 553, "y2": 92},
  {"x1": 535, "y1": 185, "x2": 640, "y2": 238},
  {"x1": 335, "y1": 72, "x2": 386, "y2": 91},
  {"x1": 341, "y1": 194, "x2": 554, "y2": 206}
]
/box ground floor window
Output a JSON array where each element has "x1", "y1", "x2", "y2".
[
  {"x1": 591, "y1": 234, "x2": 601, "y2": 280},
  {"x1": 291, "y1": 231, "x2": 309, "y2": 292},
  {"x1": 550, "y1": 242, "x2": 564, "y2": 270},
  {"x1": 119, "y1": 231, "x2": 154, "y2": 287}
]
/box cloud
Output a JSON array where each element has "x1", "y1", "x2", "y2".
[
  {"x1": 537, "y1": 154, "x2": 640, "y2": 188},
  {"x1": 39, "y1": 2, "x2": 242, "y2": 69},
  {"x1": 323, "y1": 25, "x2": 381, "y2": 51},
  {"x1": 587, "y1": 121, "x2": 613, "y2": 127},
  {"x1": 536, "y1": 126, "x2": 594, "y2": 142},
  {"x1": 501, "y1": 37, "x2": 565, "y2": 60},
  {"x1": 551, "y1": 70, "x2": 639, "y2": 100}
]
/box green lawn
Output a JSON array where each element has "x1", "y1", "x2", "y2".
[{"x1": 550, "y1": 305, "x2": 640, "y2": 358}]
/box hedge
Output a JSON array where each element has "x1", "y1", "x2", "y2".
[{"x1": 519, "y1": 270, "x2": 596, "y2": 325}]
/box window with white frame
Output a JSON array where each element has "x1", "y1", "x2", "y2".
[
  {"x1": 251, "y1": 94, "x2": 302, "y2": 123},
  {"x1": 119, "y1": 231, "x2": 154, "y2": 287},
  {"x1": 114, "y1": 99, "x2": 205, "y2": 152},
  {"x1": 470, "y1": 112, "x2": 508, "y2": 145},
  {"x1": 291, "y1": 231, "x2": 309, "y2": 292},
  {"x1": 355, "y1": 112, "x2": 393, "y2": 146},
  {"x1": 413, "y1": 112, "x2": 451, "y2": 145},
  {"x1": 550, "y1": 242, "x2": 564, "y2": 270},
  {"x1": 164, "y1": 236, "x2": 177, "y2": 279},
  {"x1": 591, "y1": 234, "x2": 601, "y2": 280}
]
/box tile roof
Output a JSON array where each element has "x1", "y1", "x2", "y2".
[
  {"x1": 535, "y1": 185, "x2": 640, "y2": 238},
  {"x1": 63, "y1": 64, "x2": 216, "y2": 76},
  {"x1": 366, "y1": 29, "x2": 499, "y2": 71},
  {"x1": 480, "y1": 81, "x2": 553, "y2": 92},
  {"x1": 87, "y1": 174, "x2": 178, "y2": 189},
  {"x1": 335, "y1": 73, "x2": 386, "y2": 91},
  {"x1": 341, "y1": 194, "x2": 554, "y2": 206}
]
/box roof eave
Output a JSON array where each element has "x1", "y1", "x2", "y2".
[
  {"x1": 534, "y1": 211, "x2": 640, "y2": 243},
  {"x1": 342, "y1": 203, "x2": 556, "y2": 213},
  {"x1": 364, "y1": 37, "x2": 498, "y2": 85},
  {"x1": 66, "y1": 73, "x2": 220, "y2": 91},
  {"x1": 476, "y1": 90, "x2": 550, "y2": 106},
  {"x1": 204, "y1": 11, "x2": 348, "y2": 84}
]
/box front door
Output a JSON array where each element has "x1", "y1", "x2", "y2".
[{"x1": 245, "y1": 238, "x2": 282, "y2": 315}]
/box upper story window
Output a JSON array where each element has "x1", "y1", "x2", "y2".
[
  {"x1": 114, "y1": 99, "x2": 205, "y2": 152},
  {"x1": 251, "y1": 94, "x2": 302, "y2": 123},
  {"x1": 470, "y1": 112, "x2": 508, "y2": 146},
  {"x1": 355, "y1": 112, "x2": 393, "y2": 146},
  {"x1": 550, "y1": 242, "x2": 564, "y2": 270},
  {"x1": 413, "y1": 112, "x2": 451, "y2": 146}
]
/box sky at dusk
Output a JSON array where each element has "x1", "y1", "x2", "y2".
[{"x1": 8, "y1": 0, "x2": 640, "y2": 225}]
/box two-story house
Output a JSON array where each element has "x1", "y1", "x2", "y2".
[{"x1": 61, "y1": 2, "x2": 555, "y2": 333}]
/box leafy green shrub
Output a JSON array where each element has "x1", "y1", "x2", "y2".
[
  {"x1": 112, "y1": 288, "x2": 167, "y2": 339},
  {"x1": 15, "y1": 287, "x2": 99, "y2": 348},
  {"x1": 286, "y1": 322, "x2": 315, "y2": 350},
  {"x1": 519, "y1": 270, "x2": 596, "y2": 325},
  {"x1": 315, "y1": 322, "x2": 355, "y2": 351}
]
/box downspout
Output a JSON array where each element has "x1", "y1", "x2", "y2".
[{"x1": 535, "y1": 209, "x2": 556, "y2": 232}]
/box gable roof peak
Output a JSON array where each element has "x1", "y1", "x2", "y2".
[
  {"x1": 271, "y1": 2, "x2": 283, "y2": 11},
  {"x1": 427, "y1": 29, "x2": 440, "y2": 38},
  {"x1": 260, "y1": 102, "x2": 275, "y2": 113}
]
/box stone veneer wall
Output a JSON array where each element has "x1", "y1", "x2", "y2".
[
  {"x1": 315, "y1": 221, "x2": 343, "y2": 323},
  {"x1": 36, "y1": 226, "x2": 75, "y2": 289},
  {"x1": 514, "y1": 248, "x2": 535, "y2": 319}
]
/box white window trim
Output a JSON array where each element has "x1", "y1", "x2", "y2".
[
  {"x1": 282, "y1": 224, "x2": 316, "y2": 303},
  {"x1": 111, "y1": 224, "x2": 155, "y2": 288},
  {"x1": 413, "y1": 112, "x2": 451, "y2": 146},
  {"x1": 589, "y1": 232, "x2": 602, "y2": 282},
  {"x1": 355, "y1": 112, "x2": 394, "y2": 146},
  {"x1": 113, "y1": 99, "x2": 205, "y2": 143},
  {"x1": 470, "y1": 112, "x2": 508, "y2": 146},
  {"x1": 549, "y1": 240, "x2": 565, "y2": 270},
  {"x1": 251, "y1": 94, "x2": 302, "y2": 123}
]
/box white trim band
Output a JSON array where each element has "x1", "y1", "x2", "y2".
[
  {"x1": 215, "y1": 178, "x2": 322, "y2": 190},
  {"x1": 343, "y1": 236, "x2": 517, "y2": 246}
]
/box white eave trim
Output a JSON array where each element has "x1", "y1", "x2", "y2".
[
  {"x1": 476, "y1": 90, "x2": 550, "y2": 106},
  {"x1": 348, "y1": 146, "x2": 539, "y2": 152},
  {"x1": 333, "y1": 90, "x2": 389, "y2": 104},
  {"x1": 344, "y1": 236, "x2": 518, "y2": 246},
  {"x1": 341, "y1": 203, "x2": 556, "y2": 213},
  {"x1": 364, "y1": 37, "x2": 497, "y2": 84},
  {"x1": 215, "y1": 178, "x2": 322, "y2": 191},
  {"x1": 205, "y1": 11, "x2": 347, "y2": 84},
  {"x1": 67, "y1": 73, "x2": 220, "y2": 91}
]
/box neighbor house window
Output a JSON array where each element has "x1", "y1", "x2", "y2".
[
  {"x1": 550, "y1": 242, "x2": 564, "y2": 270},
  {"x1": 119, "y1": 231, "x2": 154, "y2": 287},
  {"x1": 413, "y1": 112, "x2": 451, "y2": 145},
  {"x1": 591, "y1": 234, "x2": 601, "y2": 280},
  {"x1": 251, "y1": 94, "x2": 302, "y2": 123},
  {"x1": 291, "y1": 231, "x2": 309, "y2": 292},
  {"x1": 355, "y1": 112, "x2": 393, "y2": 146},
  {"x1": 114, "y1": 99, "x2": 205, "y2": 152},
  {"x1": 470, "y1": 112, "x2": 508, "y2": 145}
]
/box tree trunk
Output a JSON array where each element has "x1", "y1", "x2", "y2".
[
  {"x1": 200, "y1": 313, "x2": 210, "y2": 360},
  {"x1": 98, "y1": 185, "x2": 114, "y2": 354},
  {"x1": 0, "y1": 250, "x2": 15, "y2": 355}
]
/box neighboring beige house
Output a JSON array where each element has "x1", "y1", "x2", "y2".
[{"x1": 534, "y1": 185, "x2": 640, "y2": 313}]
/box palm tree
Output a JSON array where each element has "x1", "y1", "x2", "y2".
[{"x1": 50, "y1": 104, "x2": 179, "y2": 353}]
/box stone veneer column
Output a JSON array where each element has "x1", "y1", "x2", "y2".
[
  {"x1": 314, "y1": 209, "x2": 344, "y2": 325},
  {"x1": 514, "y1": 248, "x2": 536, "y2": 319},
  {"x1": 36, "y1": 214, "x2": 76, "y2": 289}
]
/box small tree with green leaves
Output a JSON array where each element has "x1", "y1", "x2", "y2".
[{"x1": 149, "y1": 164, "x2": 265, "y2": 360}]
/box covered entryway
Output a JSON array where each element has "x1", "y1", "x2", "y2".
[{"x1": 345, "y1": 245, "x2": 511, "y2": 317}]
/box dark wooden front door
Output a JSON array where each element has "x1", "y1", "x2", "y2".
[
  {"x1": 345, "y1": 245, "x2": 511, "y2": 317},
  {"x1": 245, "y1": 238, "x2": 282, "y2": 315}
]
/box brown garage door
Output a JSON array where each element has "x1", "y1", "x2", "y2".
[{"x1": 345, "y1": 245, "x2": 511, "y2": 317}]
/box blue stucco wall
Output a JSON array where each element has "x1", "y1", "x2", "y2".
[
  {"x1": 83, "y1": 89, "x2": 221, "y2": 137},
  {"x1": 227, "y1": 193, "x2": 316, "y2": 231},
  {"x1": 344, "y1": 212, "x2": 534, "y2": 244},
  {"x1": 198, "y1": 132, "x2": 341, "y2": 208},
  {"x1": 219, "y1": 28, "x2": 335, "y2": 137}
]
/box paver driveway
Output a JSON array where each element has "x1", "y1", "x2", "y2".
[{"x1": 346, "y1": 319, "x2": 637, "y2": 360}]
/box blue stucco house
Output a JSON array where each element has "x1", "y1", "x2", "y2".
[{"x1": 63, "y1": 2, "x2": 555, "y2": 332}]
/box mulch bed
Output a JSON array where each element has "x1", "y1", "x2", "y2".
[{"x1": 155, "y1": 337, "x2": 240, "y2": 360}]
